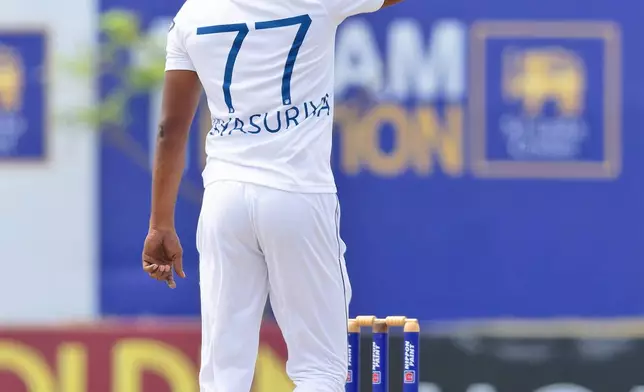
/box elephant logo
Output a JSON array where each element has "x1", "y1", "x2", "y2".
[{"x1": 503, "y1": 47, "x2": 585, "y2": 117}]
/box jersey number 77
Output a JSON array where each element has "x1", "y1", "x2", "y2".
[{"x1": 197, "y1": 15, "x2": 312, "y2": 114}]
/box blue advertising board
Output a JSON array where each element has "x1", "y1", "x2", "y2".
[
  {"x1": 99, "y1": 0, "x2": 644, "y2": 320},
  {"x1": 0, "y1": 30, "x2": 47, "y2": 161}
]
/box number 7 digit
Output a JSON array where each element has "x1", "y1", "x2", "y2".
[
  {"x1": 196, "y1": 23, "x2": 250, "y2": 114},
  {"x1": 196, "y1": 15, "x2": 312, "y2": 113},
  {"x1": 256, "y1": 15, "x2": 312, "y2": 106}
]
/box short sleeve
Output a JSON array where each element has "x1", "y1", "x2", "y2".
[
  {"x1": 330, "y1": 0, "x2": 385, "y2": 23},
  {"x1": 165, "y1": 20, "x2": 196, "y2": 72}
]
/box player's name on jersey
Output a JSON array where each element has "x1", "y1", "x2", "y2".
[{"x1": 209, "y1": 93, "x2": 331, "y2": 137}]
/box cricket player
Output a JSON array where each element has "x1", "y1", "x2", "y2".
[{"x1": 142, "y1": 0, "x2": 404, "y2": 390}]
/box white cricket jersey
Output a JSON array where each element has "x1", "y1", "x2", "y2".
[{"x1": 166, "y1": 0, "x2": 384, "y2": 193}]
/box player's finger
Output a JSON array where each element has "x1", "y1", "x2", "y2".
[
  {"x1": 144, "y1": 264, "x2": 171, "y2": 281},
  {"x1": 152, "y1": 270, "x2": 170, "y2": 279},
  {"x1": 143, "y1": 255, "x2": 169, "y2": 266},
  {"x1": 166, "y1": 275, "x2": 177, "y2": 289},
  {"x1": 144, "y1": 263, "x2": 168, "y2": 274},
  {"x1": 173, "y1": 256, "x2": 186, "y2": 278},
  {"x1": 146, "y1": 267, "x2": 166, "y2": 279}
]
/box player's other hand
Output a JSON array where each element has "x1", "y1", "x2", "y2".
[{"x1": 142, "y1": 228, "x2": 186, "y2": 289}]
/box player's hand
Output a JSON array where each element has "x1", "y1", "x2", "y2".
[{"x1": 142, "y1": 228, "x2": 186, "y2": 289}]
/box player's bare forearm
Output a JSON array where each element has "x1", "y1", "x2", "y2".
[
  {"x1": 150, "y1": 124, "x2": 187, "y2": 229},
  {"x1": 382, "y1": 0, "x2": 405, "y2": 7},
  {"x1": 149, "y1": 70, "x2": 202, "y2": 230}
]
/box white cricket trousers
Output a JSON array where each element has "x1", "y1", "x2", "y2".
[{"x1": 197, "y1": 180, "x2": 351, "y2": 392}]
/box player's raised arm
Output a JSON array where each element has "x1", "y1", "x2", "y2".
[{"x1": 143, "y1": 20, "x2": 201, "y2": 288}]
